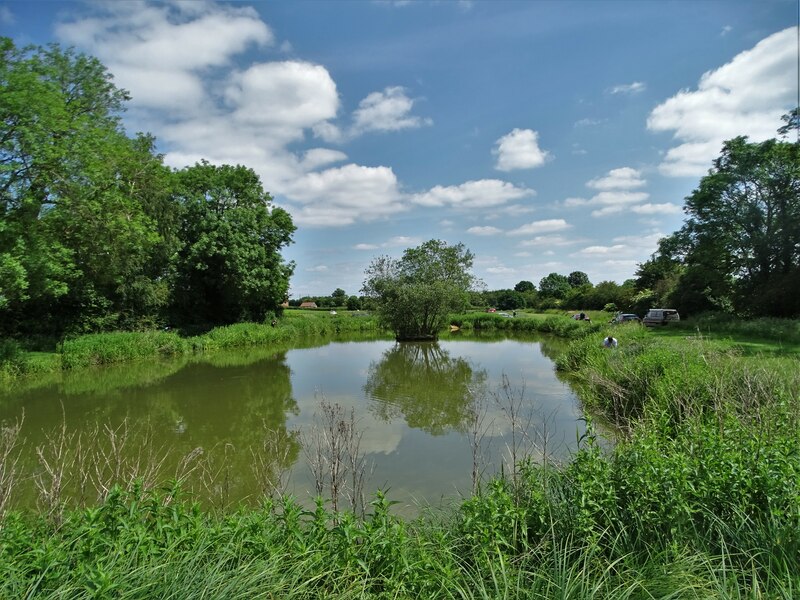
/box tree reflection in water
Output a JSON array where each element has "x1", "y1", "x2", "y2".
[{"x1": 364, "y1": 342, "x2": 487, "y2": 435}]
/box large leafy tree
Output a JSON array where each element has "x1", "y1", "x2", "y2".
[
  {"x1": 682, "y1": 136, "x2": 798, "y2": 315},
  {"x1": 538, "y1": 272, "x2": 570, "y2": 299},
  {"x1": 514, "y1": 280, "x2": 535, "y2": 293},
  {"x1": 567, "y1": 271, "x2": 591, "y2": 288},
  {"x1": 362, "y1": 239, "x2": 477, "y2": 340},
  {"x1": 173, "y1": 162, "x2": 295, "y2": 325},
  {"x1": 636, "y1": 130, "x2": 800, "y2": 317},
  {"x1": 0, "y1": 38, "x2": 176, "y2": 334}
]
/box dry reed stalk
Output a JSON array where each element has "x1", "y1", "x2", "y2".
[
  {"x1": 466, "y1": 385, "x2": 492, "y2": 495},
  {"x1": 0, "y1": 414, "x2": 24, "y2": 519},
  {"x1": 304, "y1": 392, "x2": 370, "y2": 516},
  {"x1": 250, "y1": 425, "x2": 295, "y2": 500},
  {"x1": 34, "y1": 420, "x2": 77, "y2": 525}
]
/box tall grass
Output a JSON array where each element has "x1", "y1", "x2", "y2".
[
  {"x1": 60, "y1": 331, "x2": 190, "y2": 369},
  {"x1": 1, "y1": 476, "x2": 796, "y2": 599},
  {"x1": 676, "y1": 313, "x2": 800, "y2": 344}
]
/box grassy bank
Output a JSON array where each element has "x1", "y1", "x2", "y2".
[{"x1": 0, "y1": 312, "x2": 383, "y2": 382}]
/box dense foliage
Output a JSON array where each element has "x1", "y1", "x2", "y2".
[
  {"x1": 0, "y1": 38, "x2": 294, "y2": 337},
  {"x1": 635, "y1": 130, "x2": 800, "y2": 317},
  {"x1": 362, "y1": 239, "x2": 478, "y2": 340}
]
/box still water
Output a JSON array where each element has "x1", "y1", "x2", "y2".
[{"x1": 0, "y1": 334, "x2": 585, "y2": 513}]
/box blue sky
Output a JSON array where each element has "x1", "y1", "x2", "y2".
[{"x1": 2, "y1": 1, "x2": 797, "y2": 298}]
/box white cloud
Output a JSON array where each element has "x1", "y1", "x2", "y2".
[
  {"x1": 519, "y1": 235, "x2": 576, "y2": 247},
  {"x1": 301, "y1": 148, "x2": 348, "y2": 171},
  {"x1": 569, "y1": 167, "x2": 651, "y2": 217},
  {"x1": 306, "y1": 265, "x2": 329, "y2": 272},
  {"x1": 56, "y1": 2, "x2": 273, "y2": 112},
  {"x1": 648, "y1": 27, "x2": 797, "y2": 177},
  {"x1": 508, "y1": 219, "x2": 571, "y2": 236},
  {"x1": 467, "y1": 226, "x2": 503, "y2": 236},
  {"x1": 281, "y1": 164, "x2": 406, "y2": 227},
  {"x1": 610, "y1": 81, "x2": 646, "y2": 94},
  {"x1": 353, "y1": 236, "x2": 420, "y2": 251},
  {"x1": 492, "y1": 128, "x2": 550, "y2": 171},
  {"x1": 225, "y1": 61, "x2": 340, "y2": 130},
  {"x1": 384, "y1": 236, "x2": 421, "y2": 247},
  {"x1": 590, "y1": 191, "x2": 650, "y2": 206},
  {"x1": 574, "y1": 232, "x2": 665, "y2": 261},
  {"x1": 587, "y1": 167, "x2": 646, "y2": 190},
  {"x1": 351, "y1": 86, "x2": 432, "y2": 135},
  {"x1": 630, "y1": 202, "x2": 682, "y2": 215},
  {"x1": 577, "y1": 244, "x2": 628, "y2": 255},
  {"x1": 411, "y1": 179, "x2": 534, "y2": 208}
]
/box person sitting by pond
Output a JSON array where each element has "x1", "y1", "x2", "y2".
[{"x1": 603, "y1": 335, "x2": 618, "y2": 348}]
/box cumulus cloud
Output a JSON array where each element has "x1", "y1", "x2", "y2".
[
  {"x1": 610, "y1": 81, "x2": 646, "y2": 94},
  {"x1": 301, "y1": 148, "x2": 348, "y2": 171},
  {"x1": 351, "y1": 86, "x2": 432, "y2": 135},
  {"x1": 411, "y1": 180, "x2": 534, "y2": 208},
  {"x1": 508, "y1": 219, "x2": 571, "y2": 236},
  {"x1": 492, "y1": 128, "x2": 550, "y2": 171},
  {"x1": 587, "y1": 167, "x2": 646, "y2": 190},
  {"x1": 568, "y1": 167, "x2": 651, "y2": 217},
  {"x1": 225, "y1": 61, "x2": 340, "y2": 130},
  {"x1": 56, "y1": 2, "x2": 273, "y2": 112},
  {"x1": 52, "y1": 2, "x2": 443, "y2": 229},
  {"x1": 648, "y1": 27, "x2": 797, "y2": 177},
  {"x1": 467, "y1": 226, "x2": 503, "y2": 236},
  {"x1": 280, "y1": 164, "x2": 406, "y2": 226}
]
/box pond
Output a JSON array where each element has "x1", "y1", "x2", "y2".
[{"x1": 0, "y1": 333, "x2": 585, "y2": 515}]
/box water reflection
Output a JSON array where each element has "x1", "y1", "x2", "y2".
[
  {"x1": 364, "y1": 342, "x2": 487, "y2": 435},
  {"x1": 0, "y1": 334, "x2": 583, "y2": 512}
]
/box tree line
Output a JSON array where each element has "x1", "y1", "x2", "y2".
[
  {"x1": 3, "y1": 36, "x2": 796, "y2": 344},
  {"x1": 0, "y1": 39, "x2": 296, "y2": 339}
]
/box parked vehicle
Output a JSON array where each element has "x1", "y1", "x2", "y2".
[
  {"x1": 611, "y1": 313, "x2": 641, "y2": 324},
  {"x1": 642, "y1": 308, "x2": 680, "y2": 326}
]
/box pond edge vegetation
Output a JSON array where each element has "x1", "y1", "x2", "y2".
[{"x1": 0, "y1": 314, "x2": 798, "y2": 597}]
